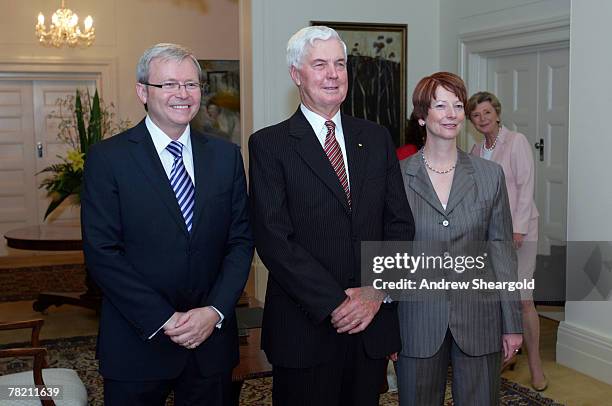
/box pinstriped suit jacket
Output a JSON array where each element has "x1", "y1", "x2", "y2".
[
  {"x1": 398, "y1": 149, "x2": 522, "y2": 358},
  {"x1": 249, "y1": 108, "x2": 415, "y2": 368}
]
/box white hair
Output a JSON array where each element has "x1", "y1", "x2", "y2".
[{"x1": 286, "y1": 26, "x2": 347, "y2": 68}]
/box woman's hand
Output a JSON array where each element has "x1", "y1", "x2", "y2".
[
  {"x1": 513, "y1": 233, "x2": 525, "y2": 249},
  {"x1": 502, "y1": 333, "x2": 523, "y2": 362}
]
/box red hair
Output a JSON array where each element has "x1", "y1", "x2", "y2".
[{"x1": 412, "y1": 72, "x2": 467, "y2": 120}]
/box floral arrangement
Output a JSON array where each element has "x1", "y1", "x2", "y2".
[{"x1": 39, "y1": 88, "x2": 130, "y2": 220}]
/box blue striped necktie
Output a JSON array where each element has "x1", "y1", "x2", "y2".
[{"x1": 166, "y1": 141, "x2": 195, "y2": 232}]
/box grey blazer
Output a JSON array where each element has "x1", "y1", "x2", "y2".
[{"x1": 398, "y1": 149, "x2": 522, "y2": 358}]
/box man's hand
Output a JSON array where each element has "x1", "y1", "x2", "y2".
[
  {"x1": 502, "y1": 333, "x2": 523, "y2": 362},
  {"x1": 164, "y1": 306, "x2": 221, "y2": 349},
  {"x1": 330, "y1": 287, "x2": 384, "y2": 334}
]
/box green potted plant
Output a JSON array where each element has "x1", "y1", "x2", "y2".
[{"x1": 39, "y1": 88, "x2": 130, "y2": 220}]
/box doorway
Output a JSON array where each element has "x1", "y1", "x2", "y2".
[{"x1": 460, "y1": 17, "x2": 570, "y2": 307}]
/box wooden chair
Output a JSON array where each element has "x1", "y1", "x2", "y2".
[{"x1": 0, "y1": 319, "x2": 87, "y2": 406}]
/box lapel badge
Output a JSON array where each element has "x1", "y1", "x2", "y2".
[{"x1": 358, "y1": 143, "x2": 363, "y2": 148}]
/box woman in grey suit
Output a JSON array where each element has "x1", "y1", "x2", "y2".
[{"x1": 396, "y1": 72, "x2": 523, "y2": 405}]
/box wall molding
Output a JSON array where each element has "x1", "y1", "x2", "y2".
[
  {"x1": 0, "y1": 57, "x2": 118, "y2": 106},
  {"x1": 557, "y1": 320, "x2": 612, "y2": 385},
  {"x1": 456, "y1": 15, "x2": 569, "y2": 151},
  {"x1": 458, "y1": 15, "x2": 569, "y2": 95}
]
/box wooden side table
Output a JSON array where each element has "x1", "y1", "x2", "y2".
[{"x1": 4, "y1": 224, "x2": 101, "y2": 313}]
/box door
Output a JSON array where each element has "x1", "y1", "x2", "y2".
[
  {"x1": 486, "y1": 47, "x2": 569, "y2": 255},
  {"x1": 0, "y1": 79, "x2": 95, "y2": 242},
  {"x1": 0, "y1": 81, "x2": 38, "y2": 238},
  {"x1": 32, "y1": 80, "x2": 95, "y2": 223}
]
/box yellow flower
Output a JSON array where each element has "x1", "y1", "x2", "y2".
[{"x1": 66, "y1": 149, "x2": 85, "y2": 171}]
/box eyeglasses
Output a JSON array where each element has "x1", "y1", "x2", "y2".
[{"x1": 141, "y1": 82, "x2": 203, "y2": 92}]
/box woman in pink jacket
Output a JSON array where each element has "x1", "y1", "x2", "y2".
[{"x1": 467, "y1": 91, "x2": 547, "y2": 391}]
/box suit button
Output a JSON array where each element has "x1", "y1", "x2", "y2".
[{"x1": 442, "y1": 220, "x2": 449, "y2": 227}]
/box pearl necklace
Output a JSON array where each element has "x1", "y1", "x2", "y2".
[
  {"x1": 483, "y1": 126, "x2": 501, "y2": 151},
  {"x1": 421, "y1": 149, "x2": 456, "y2": 174}
]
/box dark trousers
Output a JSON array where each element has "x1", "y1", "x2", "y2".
[
  {"x1": 272, "y1": 334, "x2": 388, "y2": 406},
  {"x1": 396, "y1": 329, "x2": 502, "y2": 406},
  {"x1": 104, "y1": 354, "x2": 232, "y2": 406}
]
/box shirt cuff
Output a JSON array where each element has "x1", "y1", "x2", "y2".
[
  {"x1": 210, "y1": 306, "x2": 224, "y2": 328},
  {"x1": 148, "y1": 316, "x2": 173, "y2": 340}
]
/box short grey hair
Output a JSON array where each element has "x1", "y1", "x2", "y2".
[
  {"x1": 286, "y1": 26, "x2": 347, "y2": 68},
  {"x1": 136, "y1": 43, "x2": 202, "y2": 83}
]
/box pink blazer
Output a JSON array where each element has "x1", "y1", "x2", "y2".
[{"x1": 471, "y1": 126, "x2": 539, "y2": 236}]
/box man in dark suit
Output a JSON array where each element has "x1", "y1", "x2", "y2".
[
  {"x1": 249, "y1": 26, "x2": 415, "y2": 405},
  {"x1": 81, "y1": 43, "x2": 254, "y2": 406}
]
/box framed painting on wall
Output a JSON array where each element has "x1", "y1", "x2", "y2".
[
  {"x1": 191, "y1": 60, "x2": 241, "y2": 146},
  {"x1": 311, "y1": 21, "x2": 407, "y2": 147}
]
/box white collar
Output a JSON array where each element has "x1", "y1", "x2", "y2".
[
  {"x1": 146, "y1": 116, "x2": 192, "y2": 154},
  {"x1": 300, "y1": 104, "x2": 343, "y2": 135}
]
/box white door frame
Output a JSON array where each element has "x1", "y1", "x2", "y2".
[
  {"x1": 459, "y1": 15, "x2": 569, "y2": 92},
  {"x1": 458, "y1": 15, "x2": 570, "y2": 207},
  {"x1": 458, "y1": 17, "x2": 569, "y2": 156},
  {"x1": 458, "y1": 16, "x2": 570, "y2": 268}
]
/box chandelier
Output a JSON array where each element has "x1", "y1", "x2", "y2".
[{"x1": 35, "y1": 0, "x2": 95, "y2": 48}]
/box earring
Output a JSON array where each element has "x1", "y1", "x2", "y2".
[{"x1": 418, "y1": 120, "x2": 425, "y2": 126}]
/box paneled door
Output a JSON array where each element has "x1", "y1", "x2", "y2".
[
  {"x1": 0, "y1": 81, "x2": 37, "y2": 237},
  {"x1": 0, "y1": 79, "x2": 95, "y2": 242},
  {"x1": 32, "y1": 80, "x2": 95, "y2": 223},
  {"x1": 486, "y1": 47, "x2": 569, "y2": 254}
]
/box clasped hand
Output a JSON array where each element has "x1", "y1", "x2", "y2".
[
  {"x1": 164, "y1": 306, "x2": 220, "y2": 349},
  {"x1": 502, "y1": 333, "x2": 523, "y2": 362},
  {"x1": 330, "y1": 287, "x2": 384, "y2": 334}
]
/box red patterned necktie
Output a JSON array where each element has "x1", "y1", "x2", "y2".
[{"x1": 324, "y1": 120, "x2": 351, "y2": 207}]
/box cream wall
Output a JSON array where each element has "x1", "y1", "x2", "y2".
[{"x1": 0, "y1": 0, "x2": 239, "y2": 123}]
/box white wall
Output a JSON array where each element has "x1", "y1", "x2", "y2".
[
  {"x1": 0, "y1": 0, "x2": 239, "y2": 124},
  {"x1": 556, "y1": 0, "x2": 612, "y2": 384},
  {"x1": 249, "y1": 0, "x2": 439, "y2": 132}
]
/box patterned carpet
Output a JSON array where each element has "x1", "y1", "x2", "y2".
[{"x1": 0, "y1": 336, "x2": 564, "y2": 405}]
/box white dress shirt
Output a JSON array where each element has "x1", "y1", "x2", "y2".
[
  {"x1": 146, "y1": 116, "x2": 195, "y2": 185},
  {"x1": 145, "y1": 116, "x2": 224, "y2": 339},
  {"x1": 300, "y1": 104, "x2": 351, "y2": 187}
]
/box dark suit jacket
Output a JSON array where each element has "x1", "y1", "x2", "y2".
[
  {"x1": 81, "y1": 119, "x2": 254, "y2": 380},
  {"x1": 248, "y1": 109, "x2": 415, "y2": 368},
  {"x1": 398, "y1": 150, "x2": 522, "y2": 358}
]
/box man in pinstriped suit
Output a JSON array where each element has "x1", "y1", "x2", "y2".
[{"x1": 248, "y1": 26, "x2": 415, "y2": 405}]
